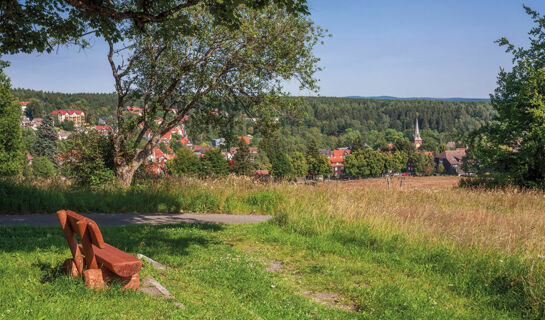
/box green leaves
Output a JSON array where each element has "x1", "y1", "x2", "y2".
[{"x1": 468, "y1": 7, "x2": 545, "y2": 188}]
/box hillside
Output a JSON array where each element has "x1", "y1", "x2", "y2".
[{"x1": 12, "y1": 89, "x2": 494, "y2": 152}]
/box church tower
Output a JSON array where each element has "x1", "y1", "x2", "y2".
[{"x1": 413, "y1": 118, "x2": 423, "y2": 150}]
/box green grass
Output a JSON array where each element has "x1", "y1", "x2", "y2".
[
  {"x1": 0, "y1": 178, "x2": 284, "y2": 214},
  {"x1": 1, "y1": 220, "x2": 542, "y2": 319}
]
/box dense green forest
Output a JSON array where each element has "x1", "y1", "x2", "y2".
[{"x1": 12, "y1": 89, "x2": 494, "y2": 153}]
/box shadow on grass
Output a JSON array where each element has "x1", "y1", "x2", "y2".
[{"x1": 0, "y1": 223, "x2": 225, "y2": 259}]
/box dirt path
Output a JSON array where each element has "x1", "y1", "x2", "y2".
[{"x1": 0, "y1": 213, "x2": 273, "y2": 226}]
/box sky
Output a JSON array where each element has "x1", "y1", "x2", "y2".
[{"x1": 5, "y1": 0, "x2": 545, "y2": 98}]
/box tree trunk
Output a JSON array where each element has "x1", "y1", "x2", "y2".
[{"x1": 115, "y1": 163, "x2": 139, "y2": 188}]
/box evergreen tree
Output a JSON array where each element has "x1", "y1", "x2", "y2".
[
  {"x1": 202, "y1": 148, "x2": 229, "y2": 177},
  {"x1": 232, "y1": 138, "x2": 253, "y2": 176},
  {"x1": 351, "y1": 136, "x2": 365, "y2": 152},
  {"x1": 0, "y1": 62, "x2": 23, "y2": 176},
  {"x1": 34, "y1": 114, "x2": 58, "y2": 167},
  {"x1": 271, "y1": 152, "x2": 293, "y2": 179}
]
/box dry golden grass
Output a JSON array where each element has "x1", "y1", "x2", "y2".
[{"x1": 296, "y1": 177, "x2": 545, "y2": 259}]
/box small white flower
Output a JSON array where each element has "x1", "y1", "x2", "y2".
[
  {"x1": 499, "y1": 259, "x2": 504, "y2": 263},
  {"x1": 538, "y1": 254, "x2": 544, "y2": 259}
]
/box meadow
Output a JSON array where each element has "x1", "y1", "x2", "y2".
[{"x1": 1, "y1": 176, "x2": 544, "y2": 319}]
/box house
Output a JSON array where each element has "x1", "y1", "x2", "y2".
[
  {"x1": 20, "y1": 101, "x2": 30, "y2": 113},
  {"x1": 192, "y1": 145, "x2": 210, "y2": 157},
  {"x1": 238, "y1": 136, "x2": 251, "y2": 145},
  {"x1": 328, "y1": 149, "x2": 352, "y2": 178},
  {"x1": 124, "y1": 106, "x2": 143, "y2": 115},
  {"x1": 435, "y1": 149, "x2": 467, "y2": 176},
  {"x1": 51, "y1": 109, "x2": 85, "y2": 127},
  {"x1": 211, "y1": 138, "x2": 225, "y2": 147},
  {"x1": 30, "y1": 117, "x2": 43, "y2": 130},
  {"x1": 20, "y1": 116, "x2": 31, "y2": 127},
  {"x1": 57, "y1": 131, "x2": 72, "y2": 140},
  {"x1": 94, "y1": 125, "x2": 113, "y2": 134}
]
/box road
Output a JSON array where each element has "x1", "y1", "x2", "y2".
[{"x1": 0, "y1": 213, "x2": 273, "y2": 226}]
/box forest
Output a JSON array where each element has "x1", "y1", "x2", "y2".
[{"x1": 12, "y1": 88, "x2": 494, "y2": 153}]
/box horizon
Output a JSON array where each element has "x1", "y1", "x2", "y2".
[{"x1": 5, "y1": 0, "x2": 545, "y2": 99}]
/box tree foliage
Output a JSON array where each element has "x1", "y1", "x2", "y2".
[
  {"x1": 34, "y1": 115, "x2": 58, "y2": 167},
  {"x1": 201, "y1": 148, "x2": 229, "y2": 177},
  {"x1": 32, "y1": 156, "x2": 56, "y2": 178},
  {"x1": 62, "y1": 131, "x2": 116, "y2": 188},
  {"x1": 0, "y1": 62, "x2": 23, "y2": 176},
  {"x1": 169, "y1": 147, "x2": 201, "y2": 176},
  {"x1": 467, "y1": 6, "x2": 545, "y2": 188},
  {"x1": 232, "y1": 138, "x2": 253, "y2": 176}
]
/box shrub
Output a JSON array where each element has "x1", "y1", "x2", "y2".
[{"x1": 32, "y1": 156, "x2": 56, "y2": 178}]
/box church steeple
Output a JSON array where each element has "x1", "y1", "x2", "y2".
[{"x1": 413, "y1": 118, "x2": 422, "y2": 149}]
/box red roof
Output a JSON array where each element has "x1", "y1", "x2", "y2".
[
  {"x1": 20, "y1": 101, "x2": 30, "y2": 106},
  {"x1": 51, "y1": 109, "x2": 84, "y2": 115},
  {"x1": 152, "y1": 147, "x2": 164, "y2": 160},
  {"x1": 332, "y1": 149, "x2": 351, "y2": 158},
  {"x1": 238, "y1": 136, "x2": 250, "y2": 145}
]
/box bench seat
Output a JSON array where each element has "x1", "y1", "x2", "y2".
[{"x1": 93, "y1": 244, "x2": 142, "y2": 278}]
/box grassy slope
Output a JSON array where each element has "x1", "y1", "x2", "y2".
[
  {"x1": 1, "y1": 176, "x2": 544, "y2": 319},
  {"x1": 0, "y1": 221, "x2": 542, "y2": 319}
]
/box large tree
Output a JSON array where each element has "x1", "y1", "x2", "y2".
[
  {"x1": 105, "y1": 4, "x2": 323, "y2": 186},
  {"x1": 0, "y1": 1, "x2": 309, "y2": 54},
  {"x1": 0, "y1": 62, "x2": 23, "y2": 176},
  {"x1": 467, "y1": 6, "x2": 545, "y2": 188}
]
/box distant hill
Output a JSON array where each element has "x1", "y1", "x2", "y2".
[{"x1": 346, "y1": 96, "x2": 490, "y2": 102}]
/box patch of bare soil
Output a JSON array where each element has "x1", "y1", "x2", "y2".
[
  {"x1": 302, "y1": 290, "x2": 358, "y2": 312},
  {"x1": 265, "y1": 260, "x2": 283, "y2": 272}
]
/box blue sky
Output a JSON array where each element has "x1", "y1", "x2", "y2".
[{"x1": 5, "y1": 0, "x2": 545, "y2": 98}]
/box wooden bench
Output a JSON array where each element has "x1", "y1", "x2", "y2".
[{"x1": 56, "y1": 210, "x2": 142, "y2": 290}]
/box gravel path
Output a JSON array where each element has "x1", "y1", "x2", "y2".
[{"x1": 0, "y1": 213, "x2": 273, "y2": 226}]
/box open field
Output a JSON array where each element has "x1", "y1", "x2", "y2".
[{"x1": 1, "y1": 176, "x2": 545, "y2": 318}]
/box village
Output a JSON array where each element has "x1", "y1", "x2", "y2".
[{"x1": 19, "y1": 100, "x2": 468, "y2": 180}]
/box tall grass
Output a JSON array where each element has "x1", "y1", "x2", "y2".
[{"x1": 2, "y1": 176, "x2": 545, "y2": 316}]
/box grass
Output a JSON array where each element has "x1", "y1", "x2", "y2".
[{"x1": 1, "y1": 176, "x2": 545, "y2": 318}]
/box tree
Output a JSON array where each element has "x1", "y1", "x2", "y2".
[
  {"x1": 344, "y1": 148, "x2": 384, "y2": 178},
  {"x1": 383, "y1": 151, "x2": 407, "y2": 174},
  {"x1": 0, "y1": 62, "x2": 23, "y2": 176},
  {"x1": 26, "y1": 98, "x2": 43, "y2": 119},
  {"x1": 437, "y1": 163, "x2": 445, "y2": 175},
  {"x1": 232, "y1": 138, "x2": 253, "y2": 176},
  {"x1": 1, "y1": 1, "x2": 309, "y2": 55},
  {"x1": 271, "y1": 152, "x2": 293, "y2": 179},
  {"x1": 351, "y1": 135, "x2": 365, "y2": 152},
  {"x1": 63, "y1": 131, "x2": 116, "y2": 188},
  {"x1": 291, "y1": 152, "x2": 308, "y2": 177},
  {"x1": 61, "y1": 120, "x2": 75, "y2": 131},
  {"x1": 201, "y1": 148, "x2": 229, "y2": 177},
  {"x1": 32, "y1": 156, "x2": 56, "y2": 178},
  {"x1": 169, "y1": 147, "x2": 201, "y2": 176},
  {"x1": 467, "y1": 6, "x2": 545, "y2": 188},
  {"x1": 102, "y1": 4, "x2": 323, "y2": 187},
  {"x1": 413, "y1": 152, "x2": 434, "y2": 176},
  {"x1": 34, "y1": 115, "x2": 58, "y2": 168}
]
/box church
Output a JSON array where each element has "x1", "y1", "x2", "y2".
[{"x1": 412, "y1": 118, "x2": 422, "y2": 150}]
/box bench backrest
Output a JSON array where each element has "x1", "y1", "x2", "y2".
[{"x1": 57, "y1": 210, "x2": 106, "y2": 273}]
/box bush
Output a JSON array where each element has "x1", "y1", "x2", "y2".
[
  {"x1": 169, "y1": 147, "x2": 201, "y2": 176},
  {"x1": 32, "y1": 156, "x2": 56, "y2": 178},
  {"x1": 62, "y1": 131, "x2": 116, "y2": 188}
]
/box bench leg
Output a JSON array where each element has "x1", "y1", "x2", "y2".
[
  {"x1": 83, "y1": 269, "x2": 108, "y2": 290},
  {"x1": 100, "y1": 268, "x2": 139, "y2": 290},
  {"x1": 122, "y1": 273, "x2": 140, "y2": 291},
  {"x1": 63, "y1": 259, "x2": 80, "y2": 278}
]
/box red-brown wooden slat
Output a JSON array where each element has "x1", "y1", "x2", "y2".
[{"x1": 93, "y1": 244, "x2": 142, "y2": 278}]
